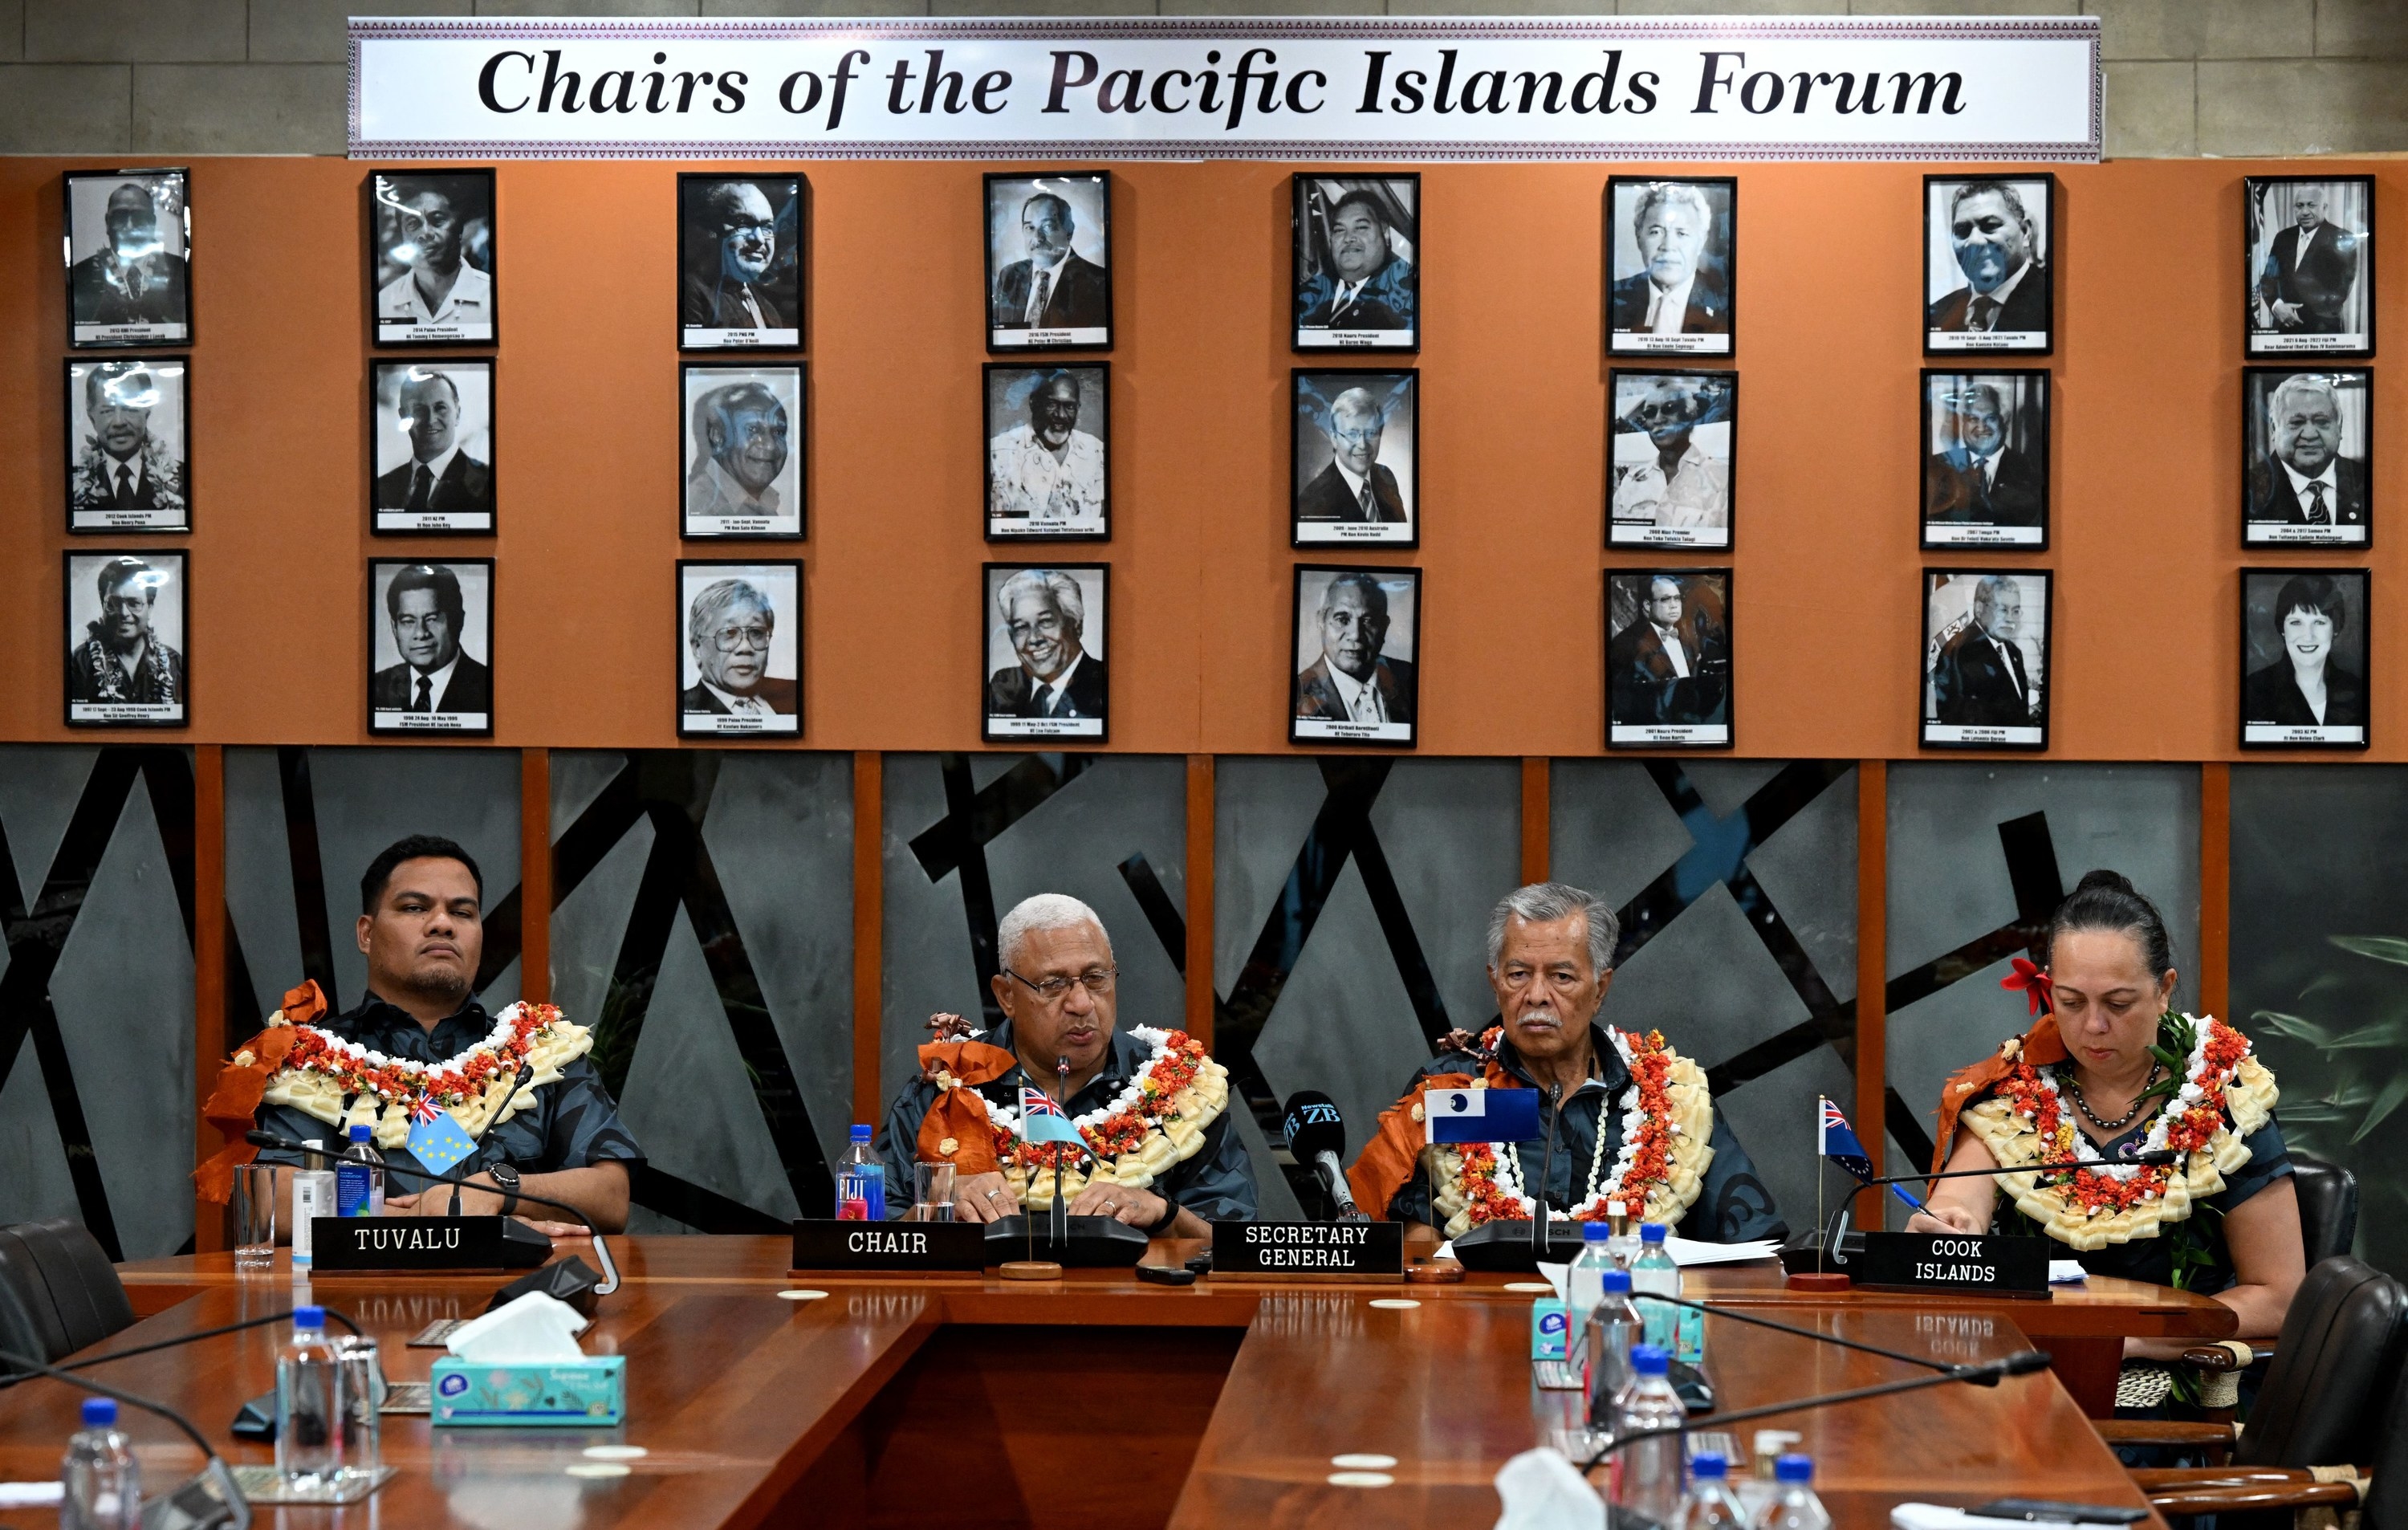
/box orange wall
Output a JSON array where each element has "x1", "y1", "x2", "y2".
[{"x1": 0, "y1": 157, "x2": 2396, "y2": 759}]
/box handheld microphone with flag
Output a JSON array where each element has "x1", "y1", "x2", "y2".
[
  {"x1": 0, "y1": 1345, "x2": 252, "y2": 1529},
  {"x1": 1279, "y1": 1091, "x2": 1364, "y2": 1222}
]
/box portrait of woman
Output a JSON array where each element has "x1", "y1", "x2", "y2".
[{"x1": 2240, "y1": 569, "x2": 2368, "y2": 747}]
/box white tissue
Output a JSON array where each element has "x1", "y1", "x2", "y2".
[
  {"x1": 1493, "y1": 1447, "x2": 1606, "y2": 1530},
  {"x1": 0, "y1": 1483, "x2": 65, "y2": 1508},
  {"x1": 445, "y1": 1291, "x2": 590, "y2": 1364}
]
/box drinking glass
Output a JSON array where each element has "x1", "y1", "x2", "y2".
[
  {"x1": 332, "y1": 1335, "x2": 384, "y2": 1483},
  {"x1": 912, "y1": 1163, "x2": 958, "y2": 1222},
  {"x1": 233, "y1": 1162, "x2": 278, "y2": 1270}
]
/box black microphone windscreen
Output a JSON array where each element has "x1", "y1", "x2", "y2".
[
  {"x1": 1280, "y1": 1090, "x2": 1346, "y2": 1159},
  {"x1": 2000, "y1": 1349, "x2": 2052, "y2": 1376},
  {"x1": 244, "y1": 1129, "x2": 283, "y2": 1149}
]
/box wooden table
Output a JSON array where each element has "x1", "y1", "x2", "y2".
[{"x1": 2, "y1": 1235, "x2": 2209, "y2": 1529}]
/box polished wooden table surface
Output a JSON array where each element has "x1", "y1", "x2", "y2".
[{"x1": 0, "y1": 1235, "x2": 2218, "y2": 1529}]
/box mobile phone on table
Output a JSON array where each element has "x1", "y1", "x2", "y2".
[{"x1": 1967, "y1": 1499, "x2": 2148, "y2": 1524}]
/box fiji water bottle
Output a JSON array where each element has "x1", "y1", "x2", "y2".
[
  {"x1": 1753, "y1": 1455, "x2": 1832, "y2": 1530},
  {"x1": 1681, "y1": 1451, "x2": 1751, "y2": 1530},
  {"x1": 1611, "y1": 1344, "x2": 1688, "y2": 1528},
  {"x1": 335, "y1": 1124, "x2": 384, "y2": 1217},
  {"x1": 836, "y1": 1125, "x2": 885, "y2": 1220},
  {"x1": 275, "y1": 1305, "x2": 342, "y2": 1489},
  {"x1": 1631, "y1": 1222, "x2": 1682, "y2": 1351},
  {"x1": 59, "y1": 1398, "x2": 139, "y2": 1529}
]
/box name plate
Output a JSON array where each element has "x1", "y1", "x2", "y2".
[
  {"x1": 1212, "y1": 1220, "x2": 1405, "y2": 1280},
  {"x1": 309, "y1": 1216, "x2": 506, "y2": 1271},
  {"x1": 1855, "y1": 1231, "x2": 2050, "y2": 1297},
  {"x1": 791, "y1": 1219, "x2": 989, "y2": 1272}
]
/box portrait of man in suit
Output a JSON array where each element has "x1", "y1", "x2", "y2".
[
  {"x1": 2246, "y1": 372, "x2": 2369, "y2": 539},
  {"x1": 1926, "y1": 179, "x2": 2050, "y2": 344},
  {"x1": 67, "y1": 176, "x2": 189, "y2": 339},
  {"x1": 67, "y1": 360, "x2": 188, "y2": 531},
  {"x1": 1293, "y1": 570, "x2": 1418, "y2": 735},
  {"x1": 679, "y1": 177, "x2": 799, "y2": 344},
  {"x1": 989, "y1": 180, "x2": 1110, "y2": 342},
  {"x1": 1922, "y1": 376, "x2": 2046, "y2": 540},
  {"x1": 1608, "y1": 575, "x2": 1729, "y2": 738},
  {"x1": 2255, "y1": 182, "x2": 2365, "y2": 342},
  {"x1": 370, "y1": 563, "x2": 492, "y2": 725},
  {"x1": 1296, "y1": 384, "x2": 1409, "y2": 531},
  {"x1": 1609, "y1": 181, "x2": 1731, "y2": 349},
  {"x1": 984, "y1": 567, "x2": 1107, "y2": 738},
  {"x1": 1930, "y1": 575, "x2": 2040, "y2": 733},
  {"x1": 679, "y1": 572, "x2": 799, "y2": 733},
  {"x1": 373, "y1": 173, "x2": 494, "y2": 342},
  {"x1": 1294, "y1": 178, "x2": 1418, "y2": 344},
  {"x1": 373, "y1": 364, "x2": 494, "y2": 530}
]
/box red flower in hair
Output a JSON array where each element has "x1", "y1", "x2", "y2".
[{"x1": 2002, "y1": 956, "x2": 2053, "y2": 1016}]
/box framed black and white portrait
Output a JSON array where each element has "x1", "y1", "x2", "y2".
[
  {"x1": 1921, "y1": 369, "x2": 2049, "y2": 549},
  {"x1": 368, "y1": 560, "x2": 494, "y2": 737},
  {"x1": 63, "y1": 168, "x2": 191, "y2": 348},
  {"x1": 2241, "y1": 569, "x2": 2369, "y2": 750},
  {"x1": 1290, "y1": 564, "x2": 1420, "y2": 748},
  {"x1": 1607, "y1": 177, "x2": 1734, "y2": 357},
  {"x1": 982, "y1": 564, "x2": 1108, "y2": 743},
  {"x1": 1921, "y1": 570, "x2": 2051, "y2": 751},
  {"x1": 2247, "y1": 176, "x2": 2373, "y2": 359},
  {"x1": 1609, "y1": 370, "x2": 1733, "y2": 550},
  {"x1": 986, "y1": 363, "x2": 1108, "y2": 540},
  {"x1": 1924, "y1": 175, "x2": 2052, "y2": 355},
  {"x1": 677, "y1": 560, "x2": 802, "y2": 739},
  {"x1": 1605, "y1": 569, "x2": 1731, "y2": 749},
  {"x1": 1292, "y1": 173, "x2": 1419, "y2": 352},
  {"x1": 1292, "y1": 368, "x2": 1417, "y2": 548},
  {"x1": 677, "y1": 173, "x2": 803, "y2": 351},
  {"x1": 985, "y1": 173, "x2": 1111, "y2": 352},
  {"x1": 681, "y1": 363, "x2": 803, "y2": 539},
  {"x1": 65, "y1": 358, "x2": 189, "y2": 534},
  {"x1": 369, "y1": 168, "x2": 496, "y2": 346},
  {"x1": 63, "y1": 551, "x2": 187, "y2": 729},
  {"x1": 371, "y1": 359, "x2": 494, "y2": 535},
  {"x1": 2243, "y1": 368, "x2": 2370, "y2": 547}
]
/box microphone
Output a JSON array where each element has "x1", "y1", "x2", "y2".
[
  {"x1": 1279, "y1": 1091, "x2": 1365, "y2": 1222},
  {"x1": 244, "y1": 1129, "x2": 618, "y2": 1296},
  {"x1": 1051, "y1": 1056, "x2": 1073, "y2": 1246},
  {"x1": 54, "y1": 1308, "x2": 359, "y2": 1374},
  {"x1": 0, "y1": 1345, "x2": 251, "y2": 1528},
  {"x1": 1531, "y1": 1083, "x2": 1564, "y2": 1255}
]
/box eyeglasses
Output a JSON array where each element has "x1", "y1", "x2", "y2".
[
  {"x1": 712, "y1": 625, "x2": 771, "y2": 652},
  {"x1": 1005, "y1": 966, "x2": 1117, "y2": 1003}
]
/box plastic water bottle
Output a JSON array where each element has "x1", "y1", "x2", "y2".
[
  {"x1": 1611, "y1": 1344, "x2": 1688, "y2": 1528},
  {"x1": 1682, "y1": 1451, "x2": 1751, "y2": 1530},
  {"x1": 1583, "y1": 1267, "x2": 1644, "y2": 1423},
  {"x1": 59, "y1": 1397, "x2": 139, "y2": 1529},
  {"x1": 1753, "y1": 1455, "x2": 1832, "y2": 1530},
  {"x1": 291, "y1": 1139, "x2": 335, "y2": 1269},
  {"x1": 1606, "y1": 1200, "x2": 1641, "y2": 1269},
  {"x1": 275, "y1": 1305, "x2": 343, "y2": 1488},
  {"x1": 1631, "y1": 1221, "x2": 1682, "y2": 1352},
  {"x1": 836, "y1": 1125, "x2": 885, "y2": 1220},
  {"x1": 1566, "y1": 1221, "x2": 1616, "y2": 1349},
  {"x1": 335, "y1": 1124, "x2": 384, "y2": 1217}
]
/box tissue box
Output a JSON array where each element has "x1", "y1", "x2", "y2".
[
  {"x1": 1530, "y1": 1297, "x2": 1569, "y2": 1361},
  {"x1": 430, "y1": 1356, "x2": 625, "y2": 1426}
]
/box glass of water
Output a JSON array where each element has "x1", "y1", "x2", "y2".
[
  {"x1": 332, "y1": 1335, "x2": 383, "y2": 1484},
  {"x1": 234, "y1": 1163, "x2": 278, "y2": 1270},
  {"x1": 912, "y1": 1163, "x2": 958, "y2": 1222}
]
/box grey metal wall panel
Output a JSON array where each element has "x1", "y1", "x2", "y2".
[
  {"x1": 222, "y1": 747, "x2": 303, "y2": 1020},
  {"x1": 0, "y1": 747, "x2": 100, "y2": 914}
]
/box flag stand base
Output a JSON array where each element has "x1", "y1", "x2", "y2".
[
  {"x1": 999, "y1": 1259, "x2": 1063, "y2": 1281},
  {"x1": 1784, "y1": 1272, "x2": 1852, "y2": 1292}
]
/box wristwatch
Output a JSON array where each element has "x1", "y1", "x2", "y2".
[
  {"x1": 1143, "y1": 1190, "x2": 1182, "y2": 1236},
  {"x1": 486, "y1": 1162, "x2": 522, "y2": 1218}
]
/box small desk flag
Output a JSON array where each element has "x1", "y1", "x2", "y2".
[{"x1": 1426, "y1": 1087, "x2": 1544, "y2": 1145}]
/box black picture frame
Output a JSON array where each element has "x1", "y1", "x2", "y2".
[
  {"x1": 62, "y1": 550, "x2": 189, "y2": 730},
  {"x1": 1922, "y1": 173, "x2": 2056, "y2": 357},
  {"x1": 984, "y1": 172, "x2": 1113, "y2": 353},
  {"x1": 1606, "y1": 176, "x2": 1737, "y2": 358},
  {"x1": 368, "y1": 166, "x2": 498, "y2": 348},
  {"x1": 2245, "y1": 174, "x2": 2376, "y2": 360},
  {"x1": 2241, "y1": 366, "x2": 2372, "y2": 550},
  {"x1": 366, "y1": 558, "x2": 496, "y2": 739},
  {"x1": 1608, "y1": 368, "x2": 1735, "y2": 551},
  {"x1": 675, "y1": 559, "x2": 804, "y2": 740},
  {"x1": 1288, "y1": 563, "x2": 1422, "y2": 750},
  {"x1": 1918, "y1": 368, "x2": 2051, "y2": 551},
  {"x1": 370, "y1": 357, "x2": 497, "y2": 535},
  {"x1": 679, "y1": 360, "x2": 807, "y2": 540},
  {"x1": 64, "y1": 356, "x2": 193, "y2": 535},
  {"x1": 2239, "y1": 567, "x2": 2371, "y2": 751},
  {"x1": 981, "y1": 562, "x2": 1109, "y2": 745},
  {"x1": 675, "y1": 171, "x2": 806, "y2": 352},
  {"x1": 1919, "y1": 568, "x2": 2052, "y2": 751},
  {"x1": 1291, "y1": 171, "x2": 1422, "y2": 354},
  {"x1": 1291, "y1": 368, "x2": 1420, "y2": 549},
  {"x1": 62, "y1": 166, "x2": 193, "y2": 351},
  {"x1": 1604, "y1": 568, "x2": 1734, "y2": 751},
  {"x1": 984, "y1": 360, "x2": 1110, "y2": 543}
]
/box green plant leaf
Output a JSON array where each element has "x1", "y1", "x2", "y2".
[
  {"x1": 2351, "y1": 1074, "x2": 2408, "y2": 1144},
  {"x1": 2329, "y1": 934, "x2": 2408, "y2": 966},
  {"x1": 2322, "y1": 1018, "x2": 2408, "y2": 1052},
  {"x1": 2147, "y1": 1044, "x2": 2185, "y2": 1069},
  {"x1": 2251, "y1": 1010, "x2": 2344, "y2": 1049}
]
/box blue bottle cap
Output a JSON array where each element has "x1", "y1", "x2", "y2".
[
  {"x1": 293, "y1": 1304, "x2": 326, "y2": 1330},
  {"x1": 1583, "y1": 1220, "x2": 1612, "y2": 1243},
  {"x1": 1775, "y1": 1454, "x2": 1814, "y2": 1483},
  {"x1": 1631, "y1": 1343, "x2": 1670, "y2": 1375},
  {"x1": 1601, "y1": 1268, "x2": 1633, "y2": 1292},
  {"x1": 850, "y1": 1124, "x2": 873, "y2": 1141},
  {"x1": 1641, "y1": 1222, "x2": 1667, "y2": 1243},
  {"x1": 1691, "y1": 1452, "x2": 1728, "y2": 1479},
  {"x1": 348, "y1": 1123, "x2": 370, "y2": 1141},
  {"x1": 81, "y1": 1398, "x2": 116, "y2": 1426}
]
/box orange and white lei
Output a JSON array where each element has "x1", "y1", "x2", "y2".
[
  {"x1": 1426, "y1": 1027, "x2": 1714, "y2": 1240},
  {"x1": 1961, "y1": 1013, "x2": 2280, "y2": 1251},
  {"x1": 241, "y1": 1000, "x2": 594, "y2": 1153}
]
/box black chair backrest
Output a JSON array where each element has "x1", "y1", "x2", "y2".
[
  {"x1": 0, "y1": 1219, "x2": 135, "y2": 1361},
  {"x1": 2237, "y1": 1254, "x2": 2407, "y2": 1468},
  {"x1": 2289, "y1": 1153, "x2": 2360, "y2": 1267},
  {"x1": 0, "y1": 1229, "x2": 72, "y2": 1375},
  {"x1": 2365, "y1": 1352, "x2": 2408, "y2": 1530}
]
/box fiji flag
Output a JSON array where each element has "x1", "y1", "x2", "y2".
[
  {"x1": 1020, "y1": 1087, "x2": 1084, "y2": 1147},
  {"x1": 1426, "y1": 1087, "x2": 1544, "y2": 1145},
  {"x1": 1820, "y1": 1097, "x2": 1921, "y2": 1208}
]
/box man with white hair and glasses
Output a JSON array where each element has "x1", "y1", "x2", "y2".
[
  {"x1": 877, "y1": 893, "x2": 1256, "y2": 1231},
  {"x1": 1350, "y1": 881, "x2": 1784, "y2": 1242}
]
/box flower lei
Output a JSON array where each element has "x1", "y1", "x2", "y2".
[
  {"x1": 982, "y1": 1026, "x2": 1212, "y2": 1176},
  {"x1": 254, "y1": 1001, "x2": 593, "y2": 1149}
]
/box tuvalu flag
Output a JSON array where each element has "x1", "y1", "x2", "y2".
[
  {"x1": 1426, "y1": 1086, "x2": 1544, "y2": 1145},
  {"x1": 1021, "y1": 1086, "x2": 1085, "y2": 1147}
]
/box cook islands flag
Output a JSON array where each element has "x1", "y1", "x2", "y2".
[{"x1": 1426, "y1": 1087, "x2": 1544, "y2": 1145}]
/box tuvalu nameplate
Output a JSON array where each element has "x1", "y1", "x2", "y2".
[
  {"x1": 1212, "y1": 1220, "x2": 1405, "y2": 1281},
  {"x1": 309, "y1": 1216, "x2": 506, "y2": 1271},
  {"x1": 791, "y1": 1219, "x2": 989, "y2": 1273},
  {"x1": 1853, "y1": 1231, "x2": 2050, "y2": 1297}
]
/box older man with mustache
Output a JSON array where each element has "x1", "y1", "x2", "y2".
[
  {"x1": 685, "y1": 381, "x2": 791, "y2": 523},
  {"x1": 1350, "y1": 882, "x2": 1784, "y2": 1242}
]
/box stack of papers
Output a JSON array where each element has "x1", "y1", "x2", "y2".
[
  {"x1": 1435, "y1": 1236, "x2": 1782, "y2": 1270},
  {"x1": 1894, "y1": 1506, "x2": 2080, "y2": 1530}
]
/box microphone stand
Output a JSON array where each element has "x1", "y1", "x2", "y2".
[
  {"x1": 1051, "y1": 1056, "x2": 1072, "y2": 1251},
  {"x1": 54, "y1": 1308, "x2": 360, "y2": 1373},
  {"x1": 1812, "y1": 1150, "x2": 2178, "y2": 1271},
  {"x1": 244, "y1": 1129, "x2": 618, "y2": 1296},
  {"x1": 0, "y1": 1345, "x2": 252, "y2": 1529},
  {"x1": 1530, "y1": 1083, "x2": 1564, "y2": 1258}
]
